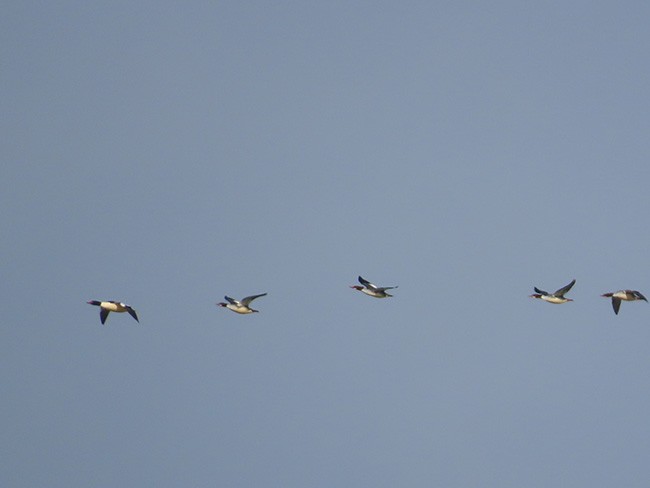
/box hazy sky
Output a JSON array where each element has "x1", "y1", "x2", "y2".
[{"x1": 4, "y1": 1, "x2": 650, "y2": 487}]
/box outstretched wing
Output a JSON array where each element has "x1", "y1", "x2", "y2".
[
  {"x1": 224, "y1": 296, "x2": 239, "y2": 305},
  {"x1": 100, "y1": 308, "x2": 110, "y2": 325},
  {"x1": 377, "y1": 285, "x2": 398, "y2": 292},
  {"x1": 127, "y1": 308, "x2": 139, "y2": 323},
  {"x1": 241, "y1": 293, "x2": 267, "y2": 306},
  {"x1": 358, "y1": 276, "x2": 378, "y2": 290},
  {"x1": 533, "y1": 287, "x2": 548, "y2": 295},
  {"x1": 553, "y1": 279, "x2": 576, "y2": 297},
  {"x1": 612, "y1": 297, "x2": 621, "y2": 315}
]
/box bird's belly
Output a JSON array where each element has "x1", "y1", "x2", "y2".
[
  {"x1": 542, "y1": 297, "x2": 566, "y2": 304},
  {"x1": 228, "y1": 305, "x2": 252, "y2": 314},
  {"x1": 361, "y1": 290, "x2": 382, "y2": 298}
]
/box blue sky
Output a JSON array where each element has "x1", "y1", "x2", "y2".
[{"x1": 4, "y1": 1, "x2": 650, "y2": 486}]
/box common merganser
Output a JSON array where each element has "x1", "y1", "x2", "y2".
[
  {"x1": 601, "y1": 290, "x2": 647, "y2": 315},
  {"x1": 87, "y1": 300, "x2": 139, "y2": 324},
  {"x1": 350, "y1": 276, "x2": 398, "y2": 298},
  {"x1": 529, "y1": 279, "x2": 576, "y2": 304},
  {"x1": 217, "y1": 293, "x2": 267, "y2": 314}
]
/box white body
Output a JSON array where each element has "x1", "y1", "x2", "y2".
[
  {"x1": 98, "y1": 301, "x2": 129, "y2": 312},
  {"x1": 612, "y1": 291, "x2": 634, "y2": 300},
  {"x1": 225, "y1": 304, "x2": 255, "y2": 314},
  {"x1": 361, "y1": 288, "x2": 389, "y2": 298},
  {"x1": 540, "y1": 296, "x2": 570, "y2": 304}
]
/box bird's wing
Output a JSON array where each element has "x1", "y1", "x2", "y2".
[
  {"x1": 241, "y1": 293, "x2": 267, "y2": 306},
  {"x1": 100, "y1": 308, "x2": 110, "y2": 324},
  {"x1": 635, "y1": 291, "x2": 648, "y2": 302},
  {"x1": 224, "y1": 296, "x2": 238, "y2": 305},
  {"x1": 127, "y1": 308, "x2": 139, "y2": 322},
  {"x1": 377, "y1": 285, "x2": 398, "y2": 291},
  {"x1": 358, "y1": 276, "x2": 378, "y2": 290},
  {"x1": 534, "y1": 287, "x2": 548, "y2": 295},
  {"x1": 612, "y1": 297, "x2": 621, "y2": 315},
  {"x1": 553, "y1": 279, "x2": 576, "y2": 297}
]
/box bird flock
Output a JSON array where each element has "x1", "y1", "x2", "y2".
[
  {"x1": 87, "y1": 276, "x2": 646, "y2": 324},
  {"x1": 528, "y1": 279, "x2": 647, "y2": 315}
]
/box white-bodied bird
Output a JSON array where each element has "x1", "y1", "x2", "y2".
[
  {"x1": 601, "y1": 290, "x2": 647, "y2": 315},
  {"x1": 87, "y1": 300, "x2": 139, "y2": 324},
  {"x1": 350, "y1": 276, "x2": 398, "y2": 298},
  {"x1": 529, "y1": 279, "x2": 576, "y2": 304},
  {"x1": 217, "y1": 293, "x2": 267, "y2": 314}
]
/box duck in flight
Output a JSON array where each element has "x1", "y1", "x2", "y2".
[
  {"x1": 529, "y1": 279, "x2": 576, "y2": 304},
  {"x1": 350, "y1": 276, "x2": 398, "y2": 298},
  {"x1": 87, "y1": 300, "x2": 139, "y2": 324},
  {"x1": 601, "y1": 290, "x2": 647, "y2": 315},
  {"x1": 217, "y1": 293, "x2": 267, "y2": 314}
]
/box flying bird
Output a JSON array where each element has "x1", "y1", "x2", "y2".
[
  {"x1": 529, "y1": 279, "x2": 576, "y2": 304},
  {"x1": 601, "y1": 290, "x2": 647, "y2": 315},
  {"x1": 217, "y1": 293, "x2": 267, "y2": 314},
  {"x1": 350, "y1": 276, "x2": 398, "y2": 298},
  {"x1": 87, "y1": 300, "x2": 139, "y2": 324}
]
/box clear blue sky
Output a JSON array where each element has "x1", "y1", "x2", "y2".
[{"x1": 4, "y1": 1, "x2": 650, "y2": 486}]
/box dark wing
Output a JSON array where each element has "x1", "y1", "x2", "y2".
[
  {"x1": 358, "y1": 276, "x2": 378, "y2": 290},
  {"x1": 553, "y1": 279, "x2": 576, "y2": 297},
  {"x1": 100, "y1": 308, "x2": 110, "y2": 324},
  {"x1": 127, "y1": 307, "x2": 139, "y2": 323},
  {"x1": 634, "y1": 291, "x2": 648, "y2": 302},
  {"x1": 612, "y1": 297, "x2": 621, "y2": 315},
  {"x1": 241, "y1": 293, "x2": 267, "y2": 306},
  {"x1": 534, "y1": 287, "x2": 548, "y2": 295},
  {"x1": 224, "y1": 296, "x2": 238, "y2": 305}
]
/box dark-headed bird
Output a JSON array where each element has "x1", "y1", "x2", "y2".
[
  {"x1": 601, "y1": 290, "x2": 647, "y2": 315},
  {"x1": 529, "y1": 279, "x2": 576, "y2": 304},
  {"x1": 350, "y1": 276, "x2": 398, "y2": 298},
  {"x1": 217, "y1": 293, "x2": 267, "y2": 314},
  {"x1": 87, "y1": 300, "x2": 139, "y2": 324}
]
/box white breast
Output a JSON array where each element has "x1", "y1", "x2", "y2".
[
  {"x1": 101, "y1": 302, "x2": 125, "y2": 312},
  {"x1": 541, "y1": 296, "x2": 566, "y2": 304},
  {"x1": 227, "y1": 304, "x2": 253, "y2": 314}
]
